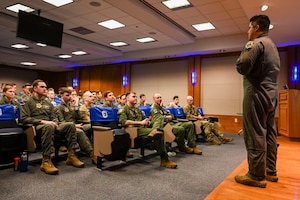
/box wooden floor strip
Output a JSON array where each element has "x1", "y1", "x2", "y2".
[{"x1": 205, "y1": 135, "x2": 300, "y2": 200}]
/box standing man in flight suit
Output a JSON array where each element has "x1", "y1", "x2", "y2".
[{"x1": 235, "y1": 15, "x2": 280, "y2": 188}]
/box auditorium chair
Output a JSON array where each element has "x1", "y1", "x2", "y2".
[
  {"x1": 18, "y1": 105, "x2": 67, "y2": 160},
  {"x1": 90, "y1": 106, "x2": 130, "y2": 169},
  {"x1": 0, "y1": 104, "x2": 26, "y2": 164}
]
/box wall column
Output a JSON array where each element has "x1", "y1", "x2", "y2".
[
  {"x1": 287, "y1": 45, "x2": 300, "y2": 89},
  {"x1": 188, "y1": 56, "x2": 201, "y2": 106}
]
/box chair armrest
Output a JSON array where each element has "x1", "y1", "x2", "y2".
[
  {"x1": 92, "y1": 126, "x2": 111, "y2": 131},
  {"x1": 19, "y1": 123, "x2": 36, "y2": 152},
  {"x1": 193, "y1": 120, "x2": 202, "y2": 135},
  {"x1": 77, "y1": 120, "x2": 90, "y2": 124},
  {"x1": 164, "y1": 123, "x2": 176, "y2": 143},
  {"x1": 93, "y1": 127, "x2": 114, "y2": 156},
  {"x1": 125, "y1": 127, "x2": 138, "y2": 148},
  {"x1": 177, "y1": 118, "x2": 189, "y2": 122},
  {"x1": 18, "y1": 123, "x2": 34, "y2": 127}
]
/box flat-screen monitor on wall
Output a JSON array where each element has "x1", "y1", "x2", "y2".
[{"x1": 17, "y1": 10, "x2": 63, "y2": 48}]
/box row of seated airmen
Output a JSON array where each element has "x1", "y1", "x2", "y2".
[{"x1": 0, "y1": 80, "x2": 233, "y2": 175}]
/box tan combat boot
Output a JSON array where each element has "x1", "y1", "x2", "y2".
[
  {"x1": 179, "y1": 146, "x2": 194, "y2": 154},
  {"x1": 148, "y1": 129, "x2": 163, "y2": 140},
  {"x1": 59, "y1": 146, "x2": 67, "y2": 152},
  {"x1": 89, "y1": 151, "x2": 97, "y2": 165},
  {"x1": 40, "y1": 155, "x2": 59, "y2": 175},
  {"x1": 266, "y1": 175, "x2": 278, "y2": 182},
  {"x1": 126, "y1": 151, "x2": 134, "y2": 158},
  {"x1": 66, "y1": 149, "x2": 84, "y2": 168},
  {"x1": 235, "y1": 174, "x2": 267, "y2": 188},
  {"x1": 221, "y1": 137, "x2": 234, "y2": 144},
  {"x1": 193, "y1": 147, "x2": 203, "y2": 155},
  {"x1": 208, "y1": 139, "x2": 221, "y2": 145},
  {"x1": 160, "y1": 159, "x2": 177, "y2": 169}
]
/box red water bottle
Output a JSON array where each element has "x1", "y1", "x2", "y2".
[{"x1": 14, "y1": 157, "x2": 20, "y2": 171}]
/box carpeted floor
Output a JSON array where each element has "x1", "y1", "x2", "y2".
[{"x1": 0, "y1": 133, "x2": 246, "y2": 200}]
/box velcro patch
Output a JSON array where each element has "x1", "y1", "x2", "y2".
[{"x1": 245, "y1": 41, "x2": 254, "y2": 49}]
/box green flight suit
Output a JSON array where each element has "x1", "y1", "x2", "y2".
[
  {"x1": 236, "y1": 33, "x2": 280, "y2": 180},
  {"x1": 118, "y1": 105, "x2": 168, "y2": 160},
  {"x1": 21, "y1": 96, "x2": 77, "y2": 156},
  {"x1": 183, "y1": 104, "x2": 225, "y2": 142},
  {"x1": 102, "y1": 102, "x2": 117, "y2": 108},
  {"x1": 150, "y1": 104, "x2": 195, "y2": 148},
  {"x1": 55, "y1": 101, "x2": 93, "y2": 154}
]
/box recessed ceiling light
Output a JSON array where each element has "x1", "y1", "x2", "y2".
[
  {"x1": 36, "y1": 43, "x2": 47, "y2": 47},
  {"x1": 192, "y1": 22, "x2": 215, "y2": 31},
  {"x1": 98, "y1": 20, "x2": 125, "y2": 29},
  {"x1": 11, "y1": 44, "x2": 29, "y2": 49},
  {"x1": 21, "y1": 62, "x2": 36, "y2": 66},
  {"x1": 6, "y1": 4, "x2": 35, "y2": 13},
  {"x1": 72, "y1": 51, "x2": 87, "y2": 55},
  {"x1": 162, "y1": 0, "x2": 192, "y2": 10},
  {"x1": 59, "y1": 54, "x2": 72, "y2": 58},
  {"x1": 261, "y1": 5, "x2": 268, "y2": 11},
  {"x1": 136, "y1": 37, "x2": 156, "y2": 43},
  {"x1": 42, "y1": 0, "x2": 73, "y2": 7},
  {"x1": 110, "y1": 42, "x2": 128, "y2": 47}
]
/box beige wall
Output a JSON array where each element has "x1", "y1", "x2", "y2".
[
  {"x1": 131, "y1": 60, "x2": 188, "y2": 106},
  {"x1": 131, "y1": 52, "x2": 288, "y2": 116},
  {"x1": 0, "y1": 66, "x2": 38, "y2": 93},
  {"x1": 201, "y1": 55, "x2": 242, "y2": 115}
]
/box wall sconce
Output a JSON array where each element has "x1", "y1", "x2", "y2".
[
  {"x1": 191, "y1": 71, "x2": 197, "y2": 85},
  {"x1": 122, "y1": 74, "x2": 128, "y2": 87},
  {"x1": 293, "y1": 66, "x2": 298, "y2": 81},
  {"x1": 72, "y1": 78, "x2": 78, "y2": 88}
]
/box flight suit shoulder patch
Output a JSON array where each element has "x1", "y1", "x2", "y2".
[{"x1": 245, "y1": 41, "x2": 254, "y2": 49}]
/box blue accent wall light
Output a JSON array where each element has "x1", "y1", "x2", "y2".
[
  {"x1": 72, "y1": 78, "x2": 78, "y2": 88},
  {"x1": 122, "y1": 74, "x2": 128, "y2": 87},
  {"x1": 293, "y1": 66, "x2": 298, "y2": 81},
  {"x1": 191, "y1": 71, "x2": 197, "y2": 85}
]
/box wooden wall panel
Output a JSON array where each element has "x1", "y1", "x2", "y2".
[
  {"x1": 99, "y1": 65, "x2": 122, "y2": 95},
  {"x1": 79, "y1": 67, "x2": 90, "y2": 92},
  {"x1": 213, "y1": 115, "x2": 279, "y2": 134},
  {"x1": 208, "y1": 114, "x2": 243, "y2": 133},
  {"x1": 38, "y1": 71, "x2": 67, "y2": 92},
  {"x1": 89, "y1": 66, "x2": 101, "y2": 90},
  {"x1": 78, "y1": 64, "x2": 123, "y2": 96},
  {"x1": 287, "y1": 45, "x2": 300, "y2": 89}
]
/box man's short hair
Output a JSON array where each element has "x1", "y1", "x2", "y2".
[
  {"x1": 5, "y1": 83, "x2": 15, "y2": 87},
  {"x1": 173, "y1": 95, "x2": 179, "y2": 100},
  {"x1": 139, "y1": 93, "x2": 145, "y2": 98},
  {"x1": 48, "y1": 88, "x2": 54, "y2": 92},
  {"x1": 59, "y1": 87, "x2": 71, "y2": 95},
  {"x1": 2, "y1": 85, "x2": 13, "y2": 93},
  {"x1": 103, "y1": 90, "x2": 112, "y2": 98},
  {"x1": 32, "y1": 79, "x2": 44, "y2": 88},
  {"x1": 22, "y1": 83, "x2": 31, "y2": 88},
  {"x1": 250, "y1": 15, "x2": 270, "y2": 32},
  {"x1": 126, "y1": 91, "x2": 136, "y2": 97}
]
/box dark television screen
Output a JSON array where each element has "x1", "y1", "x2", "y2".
[{"x1": 17, "y1": 10, "x2": 63, "y2": 48}]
